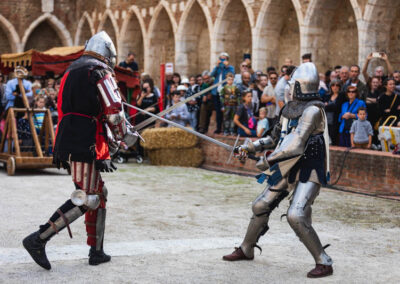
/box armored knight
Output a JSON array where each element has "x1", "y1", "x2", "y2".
[
  {"x1": 223, "y1": 62, "x2": 333, "y2": 278},
  {"x1": 22, "y1": 31, "x2": 138, "y2": 270}
]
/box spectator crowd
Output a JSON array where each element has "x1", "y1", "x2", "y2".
[{"x1": 1, "y1": 50, "x2": 400, "y2": 154}]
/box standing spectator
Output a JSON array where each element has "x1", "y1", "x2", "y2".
[
  {"x1": 220, "y1": 73, "x2": 240, "y2": 135},
  {"x1": 0, "y1": 73, "x2": 5, "y2": 116},
  {"x1": 338, "y1": 86, "x2": 366, "y2": 147},
  {"x1": 329, "y1": 71, "x2": 338, "y2": 87},
  {"x1": 334, "y1": 65, "x2": 342, "y2": 75},
  {"x1": 339, "y1": 66, "x2": 349, "y2": 91},
  {"x1": 255, "y1": 73, "x2": 269, "y2": 110},
  {"x1": 319, "y1": 73, "x2": 329, "y2": 99},
  {"x1": 362, "y1": 52, "x2": 393, "y2": 85},
  {"x1": 4, "y1": 66, "x2": 32, "y2": 111},
  {"x1": 366, "y1": 76, "x2": 382, "y2": 141},
  {"x1": 393, "y1": 70, "x2": 400, "y2": 95},
  {"x1": 377, "y1": 78, "x2": 400, "y2": 126},
  {"x1": 165, "y1": 91, "x2": 190, "y2": 127},
  {"x1": 198, "y1": 71, "x2": 214, "y2": 134},
  {"x1": 234, "y1": 90, "x2": 257, "y2": 137},
  {"x1": 135, "y1": 81, "x2": 159, "y2": 126},
  {"x1": 350, "y1": 107, "x2": 373, "y2": 149},
  {"x1": 324, "y1": 79, "x2": 345, "y2": 145},
  {"x1": 46, "y1": 88, "x2": 58, "y2": 125},
  {"x1": 301, "y1": 53, "x2": 312, "y2": 63},
  {"x1": 280, "y1": 65, "x2": 288, "y2": 78},
  {"x1": 211, "y1": 52, "x2": 235, "y2": 134},
  {"x1": 236, "y1": 71, "x2": 251, "y2": 95},
  {"x1": 256, "y1": 107, "x2": 270, "y2": 138},
  {"x1": 274, "y1": 65, "x2": 295, "y2": 116},
  {"x1": 167, "y1": 73, "x2": 181, "y2": 95},
  {"x1": 344, "y1": 65, "x2": 368, "y2": 101},
  {"x1": 261, "y1": 71, "x2": 278, "y2": 125},
  {"x1": 185, "y1": 76, "x2": 201, "y2": 130},
  {"x1": 118, "y1": 52, "x2": 139, "y2": 72}
]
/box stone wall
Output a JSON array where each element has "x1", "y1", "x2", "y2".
[
  {"x1": 0, "y1": 0, "x2": 400, "y2": 79},
  {"x1": 200, "y1": 135, "x2": 400, "y2": 197}
]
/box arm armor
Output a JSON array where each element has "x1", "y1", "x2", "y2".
[
  {"x1": 267, "y1": 105, "x2": 322, "y2": 164},
  {"x1": 97, "y1": 72, "x2": 137, "y2": 147}
]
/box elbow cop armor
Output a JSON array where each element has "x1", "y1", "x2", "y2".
[{"x1": 97, "y1": 72, "x2": 137, "y2": 147}]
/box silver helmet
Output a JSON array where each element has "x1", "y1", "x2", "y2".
[
  {"x1": 85, "y1": 31, "x2": 117, "y2": 68},
  {"x1": 288, "y1": 62, "x2": 320, "y2": 101}
]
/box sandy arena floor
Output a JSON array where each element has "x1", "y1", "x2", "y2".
[{"x1": 0, "y1": 162, "x2": 399, "y2": 283}]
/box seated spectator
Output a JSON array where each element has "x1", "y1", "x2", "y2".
[
  {"x1": 4, "y1": 66, "x2": 32, "y2": 111},
  {"x1": 377, "y1": 78, "x2": 400, "y2": 127},
  {"x1": 119, "y1": 52, "x2": 139, "y2": 72},
  {"x1": 257, "y1": 107, "x2": 269, "y2": 138},
  {"x1": 185, "y1": 76, "x2": 201, "y2": 130},
  {"x1": 234, "y1": 90, "x2": 257, "y2": 137},
  {"x1": 165, "y1": 91, "x2": 189, "y2": 127},
  {"x1": 350, "y1": 107, "x2": 373, "y2": 149},
  {"x1": 362, "y1": 52, "x2": 393, "y2": 85},
  {"x1": 220, "y1": 73, "x2": 240, "y2": 135},
  {"x1": 324, "y1": 79, "x2": 345, "y2": 145},
  {"x1": 338, "y1": 86, "x2": 366, "y2": 147}
]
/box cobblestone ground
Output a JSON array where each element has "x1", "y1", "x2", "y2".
[{"x1": 0, "y1": 163, "x2": 399, "y2": 283}]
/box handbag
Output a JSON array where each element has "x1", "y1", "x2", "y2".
[{"x1": 343, "y1": 100, "x2": 357, "y2": 132}]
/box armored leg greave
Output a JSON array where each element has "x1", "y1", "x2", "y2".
[
  {"x1": 38, "y1": 199, "x2": 86, "y2": 241},
  {"x1": 286, "y1": 181, "x2": 332, "y2": 265},
  {"x1": 241, "y1": 184, "x2": 289, "y2": 258}
]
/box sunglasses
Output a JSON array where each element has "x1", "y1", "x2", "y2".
[
  {"x1": 332, "y1": 84, "x2": 340, "y2": 87},
  {"x1": 347, "y1": 90, "x2": 357, "y2": 93}
]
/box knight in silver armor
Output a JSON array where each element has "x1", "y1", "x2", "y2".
[{"x1": 223, "y1": 62, "x2": 333, "y2": 278}]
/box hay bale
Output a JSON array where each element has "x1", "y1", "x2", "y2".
[
  {"x1": 147, "y1": 148, "x2": 203, "y2": 167},
  {"x1": 141, "y1": 127, "x2": 198, "y2": 149}
]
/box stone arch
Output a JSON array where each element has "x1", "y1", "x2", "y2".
[
  {"x1": 213, "y1": 0, "x2": 253, "y2": 72},
  {"x1": 362, "y1": 0, "x2": 400, "y2": 70},
  {"x1": 98, "y1": 9, "x2": 119, "y2": 51},
  {"x1": 74, "y1": 12, "x2": 95, "y2": 45},
  {"x1": 146, "y1": 4, "x2": 176, "y2": 82},
  {"x1": 0, "y1": 14, "x2": 20, "y2": 53},
  {"x1": 119, "y1": 6, "x2": 146, "y2": 72},
  {"x1": 254, "y1": 0, "x2": 301, "y2": 71},
  {"x1": 22, "y1": 13, "x2": 72, "y2": 51},
  {"x1": 302, "y1": 0, "x2": 360, "y2": 72},
  {"x1": 175, "y1": 0, "x2": 212, "y2": 76}
]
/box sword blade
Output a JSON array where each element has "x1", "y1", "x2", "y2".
[
  {"x1": 134, "y1": 79, "x2": 227, "y2": 131},
  {"x1": 123, "y1": 102, "x2": 233, "y2": 152}
]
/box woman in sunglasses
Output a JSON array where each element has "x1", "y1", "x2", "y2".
[
  {"x1": 338, "y1": 86, "x2": 366, "y2": 147},
  {"x1": 324, "y1": 79, "x2": 345, "y2": 145}
]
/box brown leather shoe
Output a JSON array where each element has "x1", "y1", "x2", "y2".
[
  {"x1": 307, "y1": 264, "x2": 333, "y2": 278},
  {"x1": 222, "y1": 247, "x2": 253, "y2": 261}
]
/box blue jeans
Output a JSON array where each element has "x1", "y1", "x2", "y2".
[
  {"x1": 238, "y1": 128, "x2": 257, "y2": 137},
  {"x1": 188, "y1": 111, "x2": 198, "y2": 130},
  {"x1": 212, "y1": 95, "x2": 222, "y2": 131}
]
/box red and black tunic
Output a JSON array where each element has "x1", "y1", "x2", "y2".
[{"x1": 54, "y1": 56, "x2": 113, "y2": 163}]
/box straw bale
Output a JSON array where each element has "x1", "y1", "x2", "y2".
[
  {"x1": 141, "y1": 127, "x2": 198, "y2": 149},
  {"x1": 147, "y1": 148, "x2": 203, "y2": 167}
]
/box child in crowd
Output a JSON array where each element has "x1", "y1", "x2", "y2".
[
  {"x1": 256, "y1": 107, "x2": 270, "y2": 138},
  {"x1": 185, "y1": 76, "x2": 201, "y2": 130},
  {"x1": 165, "y1": 91, "x2": 190, "y2": 127},
  {"x1": 350, "y1": 107, "x2": 373, "y2": 149},
  {"x1": 33, "y1": 95, "x2": 46, "y2": 134},
  {"x1": 220, "y1": 73, "x2": 240, "y2": 135},
  {"x1": 233, "y1": 90, "x2": 257, "y2": 137}
]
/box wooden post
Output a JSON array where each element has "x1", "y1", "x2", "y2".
[
  {"x1": 17, "y1": 78, "x2": 43, "y2": 157},
  {"x1": 9, "y1": 108, "x2": 21, "y2": 156}
]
